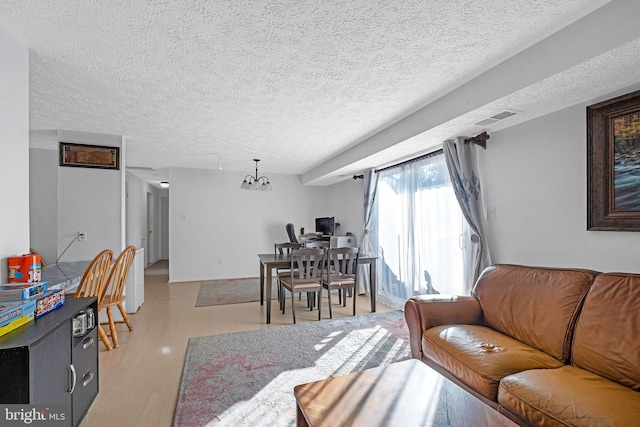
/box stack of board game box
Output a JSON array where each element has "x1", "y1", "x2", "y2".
[{"x1": 0, "y1": 282, "x2": 66, "y2": 337}]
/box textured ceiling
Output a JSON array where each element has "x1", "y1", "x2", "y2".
[{"x1": 2, "y1": 0, "x2": 636, "y2": 185}]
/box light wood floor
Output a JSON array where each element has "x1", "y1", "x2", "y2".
[{"x1": 81, "y1": 274, "x2": 392, "y2": 426}]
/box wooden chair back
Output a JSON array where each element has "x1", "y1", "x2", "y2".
[
  {"x1": 75, "y1": 249, "x2": 114, "y2": 298},
  {"x1": 326, "y1": 246, "x2": 359, "y2": 282},
  {"x1": 291, "y1": 248, "x2": 325, "y2": 284},
  {"x1": 101, "y1": 246, "x2": 136, "y2": 304},
  {"x1": 29, "y1": 248, "x2": 46, "y2": 267}
]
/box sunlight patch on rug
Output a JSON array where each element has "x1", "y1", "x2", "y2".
[{"x1": 173, "y1": 311, "x2": 410, "y2": 426}]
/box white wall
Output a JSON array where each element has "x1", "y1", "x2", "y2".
[
  {"x1": 0, "y1": 22, "x2": 29, "y2": 282},
  {"x1": 169, "y1": 168, "x2": 327, "y2": 282},
  {"x1": 56, "y1": 130, "x2": 126, "y2": 261},
  {"x1": 327, "y1": 178, "x2": 364, "y2": 243},
  {"x1": 29, "y1": 148, "x2": 58, "y2": 264},
  {"x1": 29, "y1": 131, "x2": 127, "y2": 263},
  {"x1": 478, "y1": 98, "x2": 640, "y2": 273},
  {"x1": 126, "y1": 171, "x2": 146, "y2": 249}
]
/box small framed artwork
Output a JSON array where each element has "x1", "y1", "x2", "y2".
[
  {"x1": 587, "y1": 89, "x2": 640, "y2": 231},
  {"x1": 59, "y1": 142, "x2": 120, "y2": 170}
]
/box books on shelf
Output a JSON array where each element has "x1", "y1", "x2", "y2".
[
  {"x1": 35, "y1": 289, "x2": 65, "y2": 318},
  {"x1": 0, "y1": 312, "x2": 35, "y2": 337},
  {"x1": 0, "y1": 299, "x2": 37, "y2": 327},
  {"x1": 0, "y1": 282, "x2": 48, "y2": 302}
]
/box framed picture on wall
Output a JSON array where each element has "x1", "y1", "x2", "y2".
[
  {"x1": 587, "y1": 89, "x2": 640, "y2": 231},
  {"x1": 59, "y1": 142, "x2": 120, "y2": 170}
]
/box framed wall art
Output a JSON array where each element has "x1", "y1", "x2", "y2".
[
  {"x1": 587, "y1": 89, "x2": 640, "y2": 231},
  {"x1": 59, "y1": 142, "x2": 120, "y2": 170}
]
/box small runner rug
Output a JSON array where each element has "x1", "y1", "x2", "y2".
[
  {"x1": 195, "y1": 277, "x2": 276, "y2": 307},
  {"x1": 173, "y1": 310, "x2": 410, "y2": 427}
]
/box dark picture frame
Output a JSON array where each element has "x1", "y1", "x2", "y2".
[
  {"x1": 587, "y1": 89, "x2": 640, "y2": 231},
  {"x1": 59, "y1": 142, "x2": 120, "y2": 170}
]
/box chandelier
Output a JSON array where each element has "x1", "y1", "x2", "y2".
[{"x1": 241, "y1": 159, "x2": 273, "y2": 191}]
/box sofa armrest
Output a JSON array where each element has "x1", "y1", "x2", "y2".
[{"x1": 404, "y1": 295, "x2": 484, "y2": 359}]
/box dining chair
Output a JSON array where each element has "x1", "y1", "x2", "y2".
[
  {"x1": 323, "y1": 246, "x2": 359, "y2": 318},
  {"x1": 274, "y1": 242, "x2": 304, "y2": 296},
  {"x1": 99, "y1": 245, "x2": 136, "y2": 349},
  {"x1": 279, "y1": 248, "x2": 325, "y2": 324},
  {"x1": 74, "y1": 249, "x2": 114, "y2": 350},
  {"x1": 29, "y1": 248, "x2": 46, "y2": 267}
]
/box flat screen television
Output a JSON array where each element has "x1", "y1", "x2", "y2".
[{"x1": 315, "y1": 217, "x2": 335, "y2": 235}]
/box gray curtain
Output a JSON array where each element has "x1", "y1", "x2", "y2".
[
  {"x1": 358, "y1": 169, "x2": 378, "y2": 294},
  {"x1": 443, "y1": 137, "x2": 492, "y2": 285}
]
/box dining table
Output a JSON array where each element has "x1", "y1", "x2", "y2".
[{"x1": 258, "y1": 253, "x2": 378, "y2": 324}]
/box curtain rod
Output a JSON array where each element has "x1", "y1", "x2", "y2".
[
  {"x1": 464, "y1": 131, "x2": 490, "y2": 149},
  {"x1": 353, "y1": 148, "x2": 444, "y2": 179},
  {"x1": 353, "y1": 132, "x2": 489, "y2": 179}
]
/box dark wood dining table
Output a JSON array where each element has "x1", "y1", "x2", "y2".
[{"x1": 258, "y1": 253, "x2": 378, "y2": 324}]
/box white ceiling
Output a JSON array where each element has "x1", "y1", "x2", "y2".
[{"x1": 2, "y1": 0, "x2": 640, "y2": 186}]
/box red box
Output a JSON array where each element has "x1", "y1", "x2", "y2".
[{"x1": 8, "y1": 255, "x2": 42, "y2": 283}]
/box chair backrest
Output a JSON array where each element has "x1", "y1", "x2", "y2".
[
  {"x1": 75, "y1": 249, "x2": 114, "y2": 298},
  {"x1": 326, "y1": 246, "x2": 359, "y2": 281},
  {"x1": 286, "y1": 223, "x2": 298, "y2": 243},
  {"x1": 30, "y1": 248, "x2": 46, "y2": 267},
  {"x1": 290, "y1": 248, "x2": 325, "y2": 282},
  {"x1": 274, "y1": 242, "x2": 303, "y2": 255},
  {"x1": 101, "y1": 246, "x2": 136, "y2": 304}
]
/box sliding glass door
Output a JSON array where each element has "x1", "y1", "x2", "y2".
[{"x1": 375, "y1": 151, "x2": 471, "y2": 309}]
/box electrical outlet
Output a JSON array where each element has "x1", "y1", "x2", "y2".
[{"x1": 78, "y1": 232, "x2": 87, "y2": 242}]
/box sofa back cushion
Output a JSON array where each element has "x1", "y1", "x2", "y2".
[
  {"x1": 473, "y1": 264, "x2": 598, "y2": 362},
  {"x1": 572, "y1": 273, "x2": 640, "y2": 390}
]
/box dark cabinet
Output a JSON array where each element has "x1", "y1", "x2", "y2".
[{"x1": 0, "y1": 297, "x2": 99, "y2": 426}]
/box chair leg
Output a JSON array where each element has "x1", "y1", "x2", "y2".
[
  {"x1": 97, "y1": 324, "x2": 112, "y2": 351},
  {"x1": 117, "y1": 303, "x2": 133, "y2": 331},
  {"x1": 290, "y1": 291, "x2": 296, "y2": 324},
  {"x1": 352, "y1": 287, "x2": 356, "y2": 316},
  {"x1": 327, "y1": 287, "x2": 333, "y2": 319},
  {"x1": 317, "y1": 287, "x2": 322, "y2": 321},
  {"x1": 106, "y1": 307, "x2": 119, "y2": 348}
]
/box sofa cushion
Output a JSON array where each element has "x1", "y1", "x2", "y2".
[
  {"x1": 422, "y1": 325, "x2": 564, "y2": 401},
  {"x1": 498, "y1": 366, "x2": 640, "y2": 427},
  {"x1": 473, "y1": 264, "x2": 598, "y2": 362},
  {"x1": 572, "y1": 273, "x2": 640, "y2": 390}
]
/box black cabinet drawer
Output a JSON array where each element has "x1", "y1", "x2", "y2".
[{"x1": 71, "y1": 327, "x2": 98, "y2": 427}]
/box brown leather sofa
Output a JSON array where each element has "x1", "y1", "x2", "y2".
[{"x1": 404, "y1": 264, "x2": 640, "y2": 426}]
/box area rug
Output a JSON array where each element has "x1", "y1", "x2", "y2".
[
  {"x1": 173, "y1": 310, "x2": 410, "y2": 426},
  {"x1": 195, "y1": 277, "x2": 276, "y2": 307}
]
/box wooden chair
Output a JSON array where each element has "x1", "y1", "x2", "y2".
[
  {"x1": 99, "y1": 246, "x2": 136, "y2": 349},
  {"x1": 74, "y1": 249, "x2": 114, "y2": 350},
  {"x1": 279, "y1": 248, "x2": 325, "y2": 324},
  {"x1": 29, "y1": 248, "x2": 46, "y2": 267},
  {"x1": 323, "y1": 247, "x2": 359, "y2": 318},
  {"x1": 274, "y1": 242, "x2": 304, "y2": 303}
]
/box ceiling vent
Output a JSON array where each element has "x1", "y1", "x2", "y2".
[{"x1": 474, "y1": 110, "x2": 519, "y2": 127}]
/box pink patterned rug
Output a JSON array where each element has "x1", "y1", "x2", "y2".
[
  {"x1": 195, "y1": 277, "x2": 276, "y2": 307},
  {"x1": 173, "y1": 311, "x2": 410, "y2": 426}
]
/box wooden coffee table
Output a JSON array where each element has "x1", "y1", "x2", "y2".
[{"x1": 294, "y1": 359, "x2": 517, "y2": 427}]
